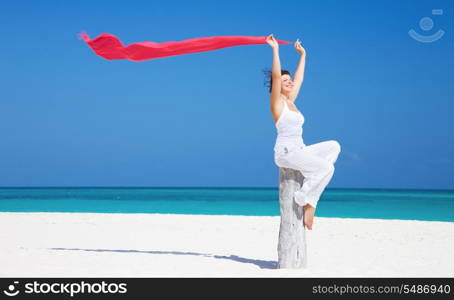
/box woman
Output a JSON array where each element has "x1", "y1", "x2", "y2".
[{"x1": 265, "y1": 34, "x2": 341, "y2": 230}]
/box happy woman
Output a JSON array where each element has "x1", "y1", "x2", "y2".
[{"x1": 265, "y1": 34, "x2": 341, "y2": 230}]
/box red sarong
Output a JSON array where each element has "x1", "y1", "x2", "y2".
[{"x1": 78, "y1": 32, "x2": 291, "y2": 61}]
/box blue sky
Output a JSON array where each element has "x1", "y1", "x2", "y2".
[{"x1": 1, "y1": 0, "x2": 453, "y2": 189}]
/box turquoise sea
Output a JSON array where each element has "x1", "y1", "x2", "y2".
[{"x1": 0, "y1": 188, "x2": 453, "y2": 222}]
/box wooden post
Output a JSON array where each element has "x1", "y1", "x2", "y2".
[{"x1": 277, "y1": 167, "x2": 308, "y2": 269}]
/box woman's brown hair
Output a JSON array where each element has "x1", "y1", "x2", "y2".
[{"x1": 263, "y1": 69, "x2": 291, "y2": 93}]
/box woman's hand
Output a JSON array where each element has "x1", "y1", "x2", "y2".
[
  {"x1": 294, "y1": 38, "x2": 306, "y2": 56},
  {"x1": 265, "y1": 34, "x2": 279, "y2": 49}
]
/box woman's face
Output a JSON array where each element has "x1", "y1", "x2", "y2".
[{"x1": 281, "y1": 74, "x2": 294, "y2": 93}]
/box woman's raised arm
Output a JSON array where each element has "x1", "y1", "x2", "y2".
[
  {"x1": 266, "y1": 34, "x2": 282, "y2": 106},
  {"x1": 289, "y1": 39, "x2": 306, "y2": 101}
]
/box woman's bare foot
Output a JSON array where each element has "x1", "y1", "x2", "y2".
[{"x1": 303, "y1": 204, "x2": 315, "y2": 230}]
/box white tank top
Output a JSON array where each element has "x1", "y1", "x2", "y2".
[{"x1": 274, "y1": 100, "x2": 305, "y2": 150}]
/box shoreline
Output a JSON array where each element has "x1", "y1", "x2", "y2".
[
  {"x1": 1, "y1": 212, "x2": 453, "y2": 277},
  {"x1": 1, "y1": 211, "x2": 452, "y2": 223}
]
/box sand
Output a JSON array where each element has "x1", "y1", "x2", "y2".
[{"x1": 1, "y1": 212, "x2": 453, "y2": 277}]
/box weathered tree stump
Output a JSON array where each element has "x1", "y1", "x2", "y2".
[{"x1": 277, "y1": 167, "x2": 308, "y2": 269}]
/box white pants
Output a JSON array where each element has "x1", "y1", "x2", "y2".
[{"x1": 274, "y1": 140, "x2": 341, "y2": 209}]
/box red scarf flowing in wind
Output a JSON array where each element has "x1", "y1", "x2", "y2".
[{"x1": 78, "y1": 32, "x2": 292, "y2": 61}]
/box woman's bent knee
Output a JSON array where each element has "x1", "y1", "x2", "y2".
[
  {"x1": 330, "y1": 140, "x2": 341, "y2": 153},
  {"x1": 316, "y1": 162, "x2": 334, "y2": 175},
  {"x1": 324, "y1": 163, "x2": 335, "y2": 175}
]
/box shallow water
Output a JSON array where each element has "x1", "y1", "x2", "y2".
[{"x1": 0, "y1": 187, "x2": 453, "y2": 222}]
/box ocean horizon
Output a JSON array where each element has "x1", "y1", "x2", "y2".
[{"x1": 1, "y1": 187, "x2": 453, "y2": 222}]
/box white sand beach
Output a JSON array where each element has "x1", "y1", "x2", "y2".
[{"x1": 0, "y1": 212, "x2": 453, "y2": 277}]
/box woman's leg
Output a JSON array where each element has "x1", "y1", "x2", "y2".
[
  {"x1": 297, "y1": 140, "x2": 341, "y2": 206},
  {"x1": 298, "y1": 167, "x2": 334, "y2": 230},
  {"x1": 291, "y1": 140, "x2": 341, "y2": 208},
  {"x1": 304, "y1": 140, "x2": 341, "y2": 164},
  {"x1": 298, "y1": 165, "x2": 335, "y2": 207},
  {"x1": 278, "y1": 147, "x2": 334, "y2": 208}
]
